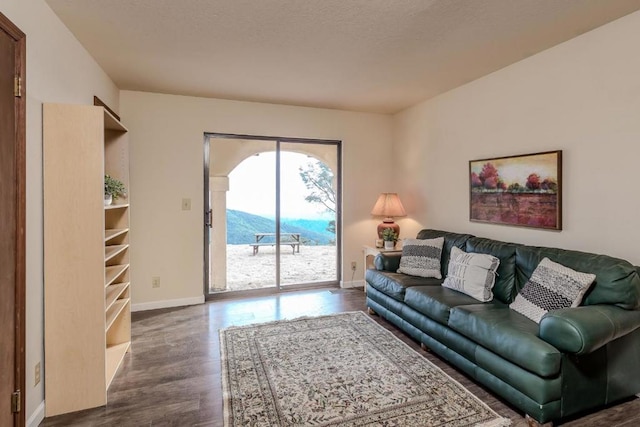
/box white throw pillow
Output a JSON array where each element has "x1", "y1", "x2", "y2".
[
  {"x1": 442, "y1": 246, "x2": 500, "y2": 302},
  {"x1": 397, "y1": 237, "x2": 444, "y2": 278},
  {"x1": 509, "y1": 257, "x2": 596, "y2": 323}
]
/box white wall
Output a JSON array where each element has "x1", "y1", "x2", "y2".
[
  {"x1": 0, "y1": 0, "x2": 120, "y2": 423},
  {"x1": 120, "y1": 91, "x2": 393, "y2": 306},
  {"x1": 393, "y1": 11, "x2": 640, "y2": 265}
]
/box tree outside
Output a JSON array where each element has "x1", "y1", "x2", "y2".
[{"x1": 299, "y1": 160, "x2": 336, "y2": 238}]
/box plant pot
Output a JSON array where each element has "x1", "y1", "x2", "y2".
[
  {"x1": 104, "y1": 194, "x2": 113, "y2": 206},
  {"x1": 384, "y1": 240, "x2": 395, "y2": 250}
]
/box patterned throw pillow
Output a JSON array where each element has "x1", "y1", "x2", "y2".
[
  {"x1": 442, "y1": 246, "x2": 500, "y2": 302},
  {"x1": 397, "y1": 237, "x2": 444, "y2": 278},
  {"x1": 509, "y1": 257, "x2": 596, "y2": 323}
]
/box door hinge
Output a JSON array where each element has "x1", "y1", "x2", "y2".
[
  {"x1": 14, "y1": 75, "x2": 22, "y2": 98},
  {"x1": 11, "y1": 390, "x2": 21, "y2": 413}
]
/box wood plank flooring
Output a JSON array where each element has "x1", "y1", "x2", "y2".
[{"x1": 41, "y1": 288, "x2": 640, "y2": 426}]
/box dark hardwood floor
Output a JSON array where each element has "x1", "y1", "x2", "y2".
[{"x1": 41, "y1": 288, "x2": 640, "y2": 426}]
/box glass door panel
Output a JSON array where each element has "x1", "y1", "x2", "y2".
[
  {"x1": 279, "y1": 142, "x2": 338, "y2": 286},
  {"x1": 208, "y1": 137, "x2": 277, "y2": 293}
]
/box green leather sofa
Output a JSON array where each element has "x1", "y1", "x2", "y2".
[{"x1": 365, "y1": 229, "x2": 640, "y2": 424}]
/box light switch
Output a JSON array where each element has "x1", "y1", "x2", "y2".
[{"x1": 182, "y1": 198, "x2": 191, "y2": 211}]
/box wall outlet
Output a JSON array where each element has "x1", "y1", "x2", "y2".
[
  {"x1": 34, "y1": 362, "x2": 41, "y2": 386},
  {"x1": 351, "y1": 261, "x2": 357, "y2": 271},
  {"x1": 152, "y1": 276, "x2": 161, "y2": 288},
  {"x1": 181, "y1": 198, "x2": 191, "y2": 211}
]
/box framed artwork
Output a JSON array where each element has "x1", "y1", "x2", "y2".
[{"x1": 469, "y1": 150, "x2": 562, "y2": 230}]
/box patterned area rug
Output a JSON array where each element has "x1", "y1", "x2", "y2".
[{"x1": 220, "y1": 311, "x2": 510, "y2": 426}]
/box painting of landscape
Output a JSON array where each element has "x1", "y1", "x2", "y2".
[{"x1": 469, "y1": 151, "x2": 562, "y2": 230}]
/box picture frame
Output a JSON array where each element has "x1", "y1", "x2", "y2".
[{"x1": 469, "y1": 150, "x2": 562, "y2": 230}]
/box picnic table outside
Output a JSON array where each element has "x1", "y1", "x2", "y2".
[{"x1": 250, "y1": 233, "x2": 301, "y2": 255}]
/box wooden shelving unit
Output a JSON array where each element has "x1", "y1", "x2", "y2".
[
  {"x1": 104, "y1": 228, "x2": 129, "y2": 243},
  {"x1": 43, "y1": 103, "x2": 131, "y2": 416},
  {"x1": 105, "y1": 244, "x2": 129, "y2": 261},
  {"x1": 106, "y1": 342, "x2": 130, "y2": 387},
  {"x1": 105, "y1": 203, "x2": 129, "y2": 210},
  {"x1": 106, "y1": 283, "x2": 130, "y2": 310},
  {"x1": 106, "y1": 299, "x2": 129, "y2": 331},
  {"x1": 105, "y1": 264, "x2": 130, "y2": 287},
  {"x1": 105, "y1": 228, "x2": 129, "y2": 241}
]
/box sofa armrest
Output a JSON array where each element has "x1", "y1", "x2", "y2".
[
  {"x1": 539, "y1": 305, "x2": 640, "y2": 355},
  {"x1": 374, "y1": 253, "x2": 402, "y2": 272}
]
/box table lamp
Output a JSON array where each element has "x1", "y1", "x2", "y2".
[{"x1": 371, "y1": 193, "x2": 407, "y2": 239}]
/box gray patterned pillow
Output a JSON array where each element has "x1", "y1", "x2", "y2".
[
  {"x1": 442, "y1": 246, "x2": 500, "y2": 302},
  {"x1": 509, "y1": 257, "x2": 596, "y2": 323},
  {"x1": 397, "y1": 237, "x2": 444, "y2": 278}
]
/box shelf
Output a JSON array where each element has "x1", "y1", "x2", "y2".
[
  {"x1": 104, "y1": 109, "x2": 128, "y2": 132},
  {"x1": 106, "y1": 342, "x2": 130, "y2": 388},
  {"x1": 106, "y1": 298, "x2": 129, "y2": 332},
  {"x1": 105, "y1": 264, "x2": 129, "y2": 287},
  {"x1": 105, "y1": 203, "x2": 129, "y2": 210},
  {"x1": 105, "y1": 283, "x2": 129, "y2": 312},
  {"x1": 105, "y1": 244, "x2": 128, "y2": 262},
  {"x1": 105, "y1": 228, "x2": 129, "y2": 242}
]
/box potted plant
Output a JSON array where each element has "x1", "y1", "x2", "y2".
[
  {"x1": 381, "y1": 228, "x2": 398, "y2": 249},
  {"x1": 104, "y1": 174, "x2": 126, "y2": 206}
]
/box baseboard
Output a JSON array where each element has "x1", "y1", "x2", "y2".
[
  {"x1": 341, "y1": 279, "x2": 365, "y2": 289},
  {"x1": 131, "y1": 295, "x2": 205, "y2": 312},
  {"x1": 27, "y1": 401, "x2": 45, "y2": 427}
]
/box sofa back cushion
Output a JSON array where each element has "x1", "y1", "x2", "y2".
[
  {"x1": 416, "y1": 229, "x2": 474, "y2": 278},
  {"x1": 516, "y1": 246, "x2": 640, "y2": 309},
  {"x1": 466, "y1": 237, "x2": 519, "y2": 304}
]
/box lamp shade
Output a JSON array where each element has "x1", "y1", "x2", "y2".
[
  {"x1": 371, "y1": 193, "x2": 406, "y2": 218},
  {"x1": 371, "y1": 193, "x2": 406, "y2": 240}
]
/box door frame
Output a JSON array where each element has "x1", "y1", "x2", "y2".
[
  {"x1": 0, "y1": 12, "x2": 26, "y2": 427},
  {"x1": 203, "y1": 132, "x2": 342, "y2": 299}
]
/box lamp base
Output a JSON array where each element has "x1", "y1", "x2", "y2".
[{"x1": 377, "y1": 219, "x2": 400, "y2": 239}]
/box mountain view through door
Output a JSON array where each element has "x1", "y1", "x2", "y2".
[{"x1": 206, "y1": 136, "x2": 340, "y2": 294}]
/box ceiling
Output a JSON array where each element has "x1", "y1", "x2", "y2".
[{"x1": 46, "y1": 0, "x2": 640, "y2": 114}]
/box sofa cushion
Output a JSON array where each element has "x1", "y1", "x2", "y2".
[
  {"x1": 466, "y1": 237, "x2": 519, "y2": 304},
  {"x1": 516, "y1": 246, "x2": 640, "y2": 309},
  {"x1": 397, "y1": 237, "x2": 444, "y2": 278},
  {"x1": 442, "y1": 246, "x2": 500, "y2": 302},
  {"x1": 405, "y1": 285, "x2": 497, "y2": 325},
  {"x1": 365, "y1": 269, "x2": 441, "y2": 302},
  {"x1": 416, "y1": 229, "x2": 474, "y2": 277},
  {"x1": 510, "y1": 258, "x2": 596, "y2": 323},
  {"x1": 448, "y1": 304, "x2": 562, "y2": 377}
]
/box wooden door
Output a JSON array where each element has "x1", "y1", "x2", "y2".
[{"x1": 0, "y1": 12, "x2": 26, "y2": 427}]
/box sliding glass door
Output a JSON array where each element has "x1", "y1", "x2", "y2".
[{"x1": 204, "y1": 134, "x2": 341, "y2": 296}]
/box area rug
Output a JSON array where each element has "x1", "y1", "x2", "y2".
[{"x1": 220, "y1": 311, "x2": 510, "y2": 426}]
